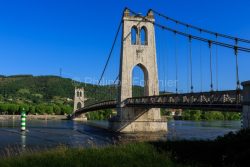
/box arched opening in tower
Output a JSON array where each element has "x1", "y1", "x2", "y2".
[
  {"x1": 132, "y1": 64, "x2": 149, "y2": 97},
  {"x1": 77, "y1": 102, "x2": 82, "y2": 109},
  {"x1": 131, "y1": 26, "x2": 138, "y2": 45},
  {"x1": 140, "y1": 26, "x2": 148, "y2": 45}
]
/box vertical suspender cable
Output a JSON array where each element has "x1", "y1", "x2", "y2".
[
  {"x1": 235, "y1": 39, "x2": 240, "y2": 90},
  {"x1": 164, "y1": 33, "x2": 167, "y2": 93},
  {"x1": 186, "y1": 25, "x2": 190, "y2": 92},
  {"x1": 199, "y1": 30, "x2": 203, "y2": 92},
  {"x1": 113, "y1": 75, "x2": 119, "y2": 101},
  {"x1": 235, "y1": 39, "x2": 240, "y2": 103},
  {"x1": 189, "y1": 35, "x2": 194, "y2": 93},
  {"x1": 109, "y1": 67, "x2": 112, "y2": 100},
  {"x1": 159, "y1": 27, "x2": 166, "y2": 94},
  {"x1": 209, "y1": 41, "x2": 214, "y2": 91},
  {"x1": 108, "y1": 85, "x2": 111, "y2": 100},
  {"x1": 215, "y1": 34, "x2": 219, "y2": 91},
  {"x1": 174, "y1": 31, "x2": 178, "y2": 93}
]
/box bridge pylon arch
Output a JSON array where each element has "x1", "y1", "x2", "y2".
[{"x1": 109, "y1": 9, "x2": 167, "y2": 132}]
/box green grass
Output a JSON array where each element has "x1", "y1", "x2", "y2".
[
  {"x1": 0, "y1": 143, "x2": 187, "y2": 167},
  {"x1": 151, "y1": 129, "x2": 250, "y2": 167},
  {"x1": 1, "y1": 129, "x2": 250, "y2": 167}
]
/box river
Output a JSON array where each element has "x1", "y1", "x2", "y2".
[{"x1": 0, "y1": 119, "x2": 241, "y2": 153}]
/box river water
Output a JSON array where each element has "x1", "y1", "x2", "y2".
[{"x1": 0, "y1": 119, "x2": 241, "y2": 153}]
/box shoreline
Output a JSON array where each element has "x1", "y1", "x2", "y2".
[
  {"x1": 0, "y1": 129, "x2": 249, "y2": 167},
  {"x1": 0, "y1": 115, "x2": 67, "y2": 120}
]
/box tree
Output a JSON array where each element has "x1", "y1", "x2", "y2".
[
  {"x1": 203, "y1": 111, "x2": 224, "y2": 120},
  {"x1": 182, "y1": 110, "x2": 191, "y2": 120},
  {"x1": 29, "y1": 105, "x2": 36, "y2": 115},
  {"x1": 19, "y1": 104, "x2": 29, "y2": 114},
  {"x1": 0, "y1": 103, "x2": 8, "y2": 113},
  {"x1": 17, "y1": 88, "x2": 30, "y2": 95},
  {"x1": 45, "y1": 105, "x2": 53, "y2": 114},
  {"x1": 0, "y1": 94, "x2": 3, "y2": 101},
  {"x1": 8, "y1": 104, "x2": 19, "y2": 114},
  {"x1": 190, "y1": 110, "x2": 202, "y2": 121},
  {"x1": 53, "y1": 105, "x2": 61, "y2": 115},
  {"x1": 36, "y1": 104, "x2": 46, "y2": 114},
  {"x1": 60, "y1": 105, "x2": 72, "y2": 115}
]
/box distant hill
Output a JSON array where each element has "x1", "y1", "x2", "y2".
[{"x1": 0, "y1": 75, "x2": 144, "y2": 106}]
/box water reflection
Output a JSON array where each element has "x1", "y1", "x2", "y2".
[
  {"x1": 0, "y1": 119, "x2": 241, "y2": 152},
  {"x1": 116, "y1": 133, "x2": 167, "y2": 144},
  {"x1": 12, "y1": 117, "x2": 16, "y2": 128},
  {"x1": 73, "y1": 121, "x2": 78, "y2": 131},
  {"x1": 21, "y1": 131, "x2": 26, "y2": 151},
  {"x1": 167, "y1": 120, "x2": 241, "y2": 140}
]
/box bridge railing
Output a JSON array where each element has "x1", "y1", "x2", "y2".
[
  {"x1": 124, "y1": 90, "x2": 242, "y2": 112},
  {"x1": 72, "y1": 100, "x2": 117, "y2": 118}
]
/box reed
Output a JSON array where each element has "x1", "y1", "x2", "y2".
[{"x1": 0, "y1": 143, "x2": 184, "y2": 167}]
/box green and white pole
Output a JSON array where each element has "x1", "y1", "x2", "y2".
[{"x1": 21, "y1": 108, "x2": 27, "y2": 131}]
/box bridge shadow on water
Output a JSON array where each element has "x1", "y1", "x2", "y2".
[{"x1": 81, "y1": 120, "x2": 167, "y2": 144}]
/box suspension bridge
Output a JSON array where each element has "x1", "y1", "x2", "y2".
[{"x1": 71, "y1": 8, "x2": 250, "y2": 132}]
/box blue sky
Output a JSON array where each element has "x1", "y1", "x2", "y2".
[{"x1": 0, "y1": 0, "x2": 250, "y2": 92}]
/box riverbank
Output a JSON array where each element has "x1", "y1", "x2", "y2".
[
  {"x1": 0, "y1": 115, "x2": 66, "y2": 121},
  {"x1": 0, "y1": 129, "x2": 249, "y2": 167},
  {"x1": 0, "y1": 143, "x2": 181, "y2": 167}
]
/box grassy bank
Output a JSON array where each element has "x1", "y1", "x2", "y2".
[
  {"x1": 0, "y1": 143, "x2": 184, "y2": 167},
  {"x1": 152, "y1": 129, "x2": 250, "y2": 167},
  {"x1": 1, "y1": 130, "x2": 250, "y2": 167}
]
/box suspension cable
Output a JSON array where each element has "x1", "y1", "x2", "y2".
[
  {"x1": 153, "y1": 22, "x2": 250, "y2": 52},
  {"x1": 151, "y1": 9, "x2": 250, "y2": 44},
  {"x1": 127, "y1": 8, "x2": 250, "y2": 53},
  {"x1": 209, "y1": 41, "x2": 214, "y2": 91},
  {"x1": 189, "y1": 36, "x2": 194, "y2": 93},
  {"x1": 98, "y1": 20, "x2": 122, "y2": 85}
]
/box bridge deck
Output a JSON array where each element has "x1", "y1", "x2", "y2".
[{"x1": 72, "y1": 90, "x2": 242, "y2": 118}]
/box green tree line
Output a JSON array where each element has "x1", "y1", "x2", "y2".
[
  {"x1": 0, "y1": 103, "x2": 72, "y2": 115},
  {"x1": 86, "y1": 109, "x2": 115, "y2": 120},
  {"x1": 161, "y1": 109, "x2": 241, "y2": 121},
  {"x1": 181, "y1": 110, "x2": 241, "y2": 121}
]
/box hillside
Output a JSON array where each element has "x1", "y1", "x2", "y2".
[{"x1": 0, "y1": 75, "x2": 145, "y2": 106}]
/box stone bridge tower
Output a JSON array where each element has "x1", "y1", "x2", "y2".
[
  {"x1": 73, "y1": 88, "x2": 87, "y2": 121},
  {"x1": 109, "y1": 9, "x2": 167, "y2": 132}
]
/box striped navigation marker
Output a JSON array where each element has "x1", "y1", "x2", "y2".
[{"x1": 21, "y1": 108, "x2": 27, "y2": 131}]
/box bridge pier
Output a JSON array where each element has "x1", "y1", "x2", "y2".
[
  {"x1": 242, "y1": 81, "x2": 250, "y2": 129},
  {"x1": 109, "y1": 108, "x2": 167, "y2": 133},
  {"x1": 72, "y1": 114, "x2": 87, "y2": 121}
]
